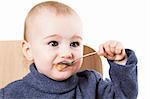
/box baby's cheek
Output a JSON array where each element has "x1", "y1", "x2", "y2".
[
  {"x1": 47, "y1": 53, "x2": 57, "y2": 62},
  {"x1": 75, "y1": 59, "x2": 83, "y2": 69},
  {"x1": 75, "y1": 46, "x2": 83, "y2": 55},
  {"x1": 79, "y1": 58, "x2": 83, "y2": 65}
]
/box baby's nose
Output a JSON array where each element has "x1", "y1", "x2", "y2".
[
  {"x1": 59, "y1": 48, "x2": 73, "y2": 59},
  {"x1": 60, "y1": 51, "x2": 73, "y2": 59}
]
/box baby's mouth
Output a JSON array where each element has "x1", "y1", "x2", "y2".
[{"x1": 54, "y1": 61, "x2": 73, "y2": 71}]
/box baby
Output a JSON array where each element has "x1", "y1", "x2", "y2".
[{"x1": 0, "y1": 1, "x2": 138, "y2": 99}]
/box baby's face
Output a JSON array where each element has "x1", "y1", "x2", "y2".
[{"x1": 27, "y1": 11, "x2": 83, "y2": 81}]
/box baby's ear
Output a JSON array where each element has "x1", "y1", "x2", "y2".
[{"x1": 21, "y1": 40, "x2": 33, "y2": 61}]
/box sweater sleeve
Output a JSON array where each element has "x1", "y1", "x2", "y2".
[
  {"x1": 97, "y1": 49, "x2": 138, "y2": 99},
  {"x1": 0, "y1": 89, "x2": 4, "y2": 99}
]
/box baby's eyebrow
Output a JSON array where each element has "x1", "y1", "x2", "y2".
[
  {"x1": 43, "y1": 34, "x2": 82, "y2": 40},
  {"x1": 43, "y1": 34, "x2": 61, "y2": 39},
  {"x1": 71, "y1": 35, "x2": 83, "y2": 40}
]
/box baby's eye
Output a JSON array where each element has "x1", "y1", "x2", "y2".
[
  {"x1": 70, "y1": 41, "x2": 80, "y2": 47},
  {"x1": 48, "y1": 41, "x2": 59, "y2": 47}
]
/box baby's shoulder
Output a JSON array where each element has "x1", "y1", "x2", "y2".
[
  {"x1": 0, "y1": 79, "x2": 25, "y2": 95},
  {"x1": 2, "y1": 79, "x2": 23, "y2": 89}
]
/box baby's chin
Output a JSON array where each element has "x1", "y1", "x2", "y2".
[
  {"x1": 44, "y1": 68, "x2": 77, "y2": 81},
  {"x1": 47, "y1": 63, "x2": 81, "y2": 81},
  {"x1": 43, "y1": 63, "x2": 82, "y2": 81}
]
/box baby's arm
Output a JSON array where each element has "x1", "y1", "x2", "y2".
[{"x1": 97, "y1": 40, "x2": 138, "y2": 99}]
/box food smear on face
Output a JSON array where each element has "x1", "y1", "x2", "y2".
[{"x1": 54, "y1": 64, "x2": 68, "y2": 71}]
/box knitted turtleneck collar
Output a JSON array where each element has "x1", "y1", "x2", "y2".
[{"x1": 23, "y1": 63, "x2": 79, "y2": 94}]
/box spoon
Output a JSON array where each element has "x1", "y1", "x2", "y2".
[{"x1": 58, "y1": 51, "x2": 97, "y2": 66}]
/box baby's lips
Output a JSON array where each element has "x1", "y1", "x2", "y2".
[
  {"x1": 54, "y1": 60, "x2": 69, "y2": 64},
  {"x1": 57, "y1": 60, "x2": 73, "y2": 64}
]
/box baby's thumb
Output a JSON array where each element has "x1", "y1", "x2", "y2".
[{"x1": 97, "y1": 44, "x2": 105, "y2": 56}]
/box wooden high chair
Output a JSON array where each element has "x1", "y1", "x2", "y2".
[{"x1": 0, "y1": 40, "x2": 102, "y2": 88}]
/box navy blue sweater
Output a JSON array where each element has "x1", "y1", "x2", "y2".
[{"x1": 0, "y1": 49, "x2": 138, "y2": 99}]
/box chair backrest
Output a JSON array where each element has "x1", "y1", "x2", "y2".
[{"x1": 0, "y1": 40, "x2": 102, "y2": 88}]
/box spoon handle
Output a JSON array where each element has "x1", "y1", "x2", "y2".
[
  {"x1": 73, "y1": 52, "x2": 97, "y2": 63},
  {"x1": 83, "y1": 51, "x2": 97, "y2": 58}
]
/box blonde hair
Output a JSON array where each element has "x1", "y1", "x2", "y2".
[{"x1": 24, "y1": 1, "x2": 76, "y2": 41}]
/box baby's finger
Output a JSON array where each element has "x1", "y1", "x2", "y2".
[
  {"x1": 98, "y1": 44, "x2": 107, "y2": 57},
  {"x1": 114, "y1": 49, "x2": 126, "y2": 61},
  {"x1": 104, "y1": 55, "x2": 116, "y2": 60},
  {"x1": 114, "y1": 42, "x2": 124, "y2": 54},
  {"x1": 103, "y1": 42, "x2": 114, "y2": 57},
  {"x1": 110, "y1": 41, "x2": 117, "y2": 53}
]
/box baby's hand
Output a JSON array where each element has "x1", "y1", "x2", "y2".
[{"x1": 98, "y1": 40, "x2": 127, "y2": 64}]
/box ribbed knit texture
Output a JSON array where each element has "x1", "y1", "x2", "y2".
[{"x1": 0, "y1": 49, "x2": 138, "y2": 99}]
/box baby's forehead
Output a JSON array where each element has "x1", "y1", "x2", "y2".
[{"x1": 24, "y1": 1, "x2": 80, "y2": 42}]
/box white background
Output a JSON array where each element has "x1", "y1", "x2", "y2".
[{"x1": 0, "y1": 0, "x2": 149, "y2": 98}]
